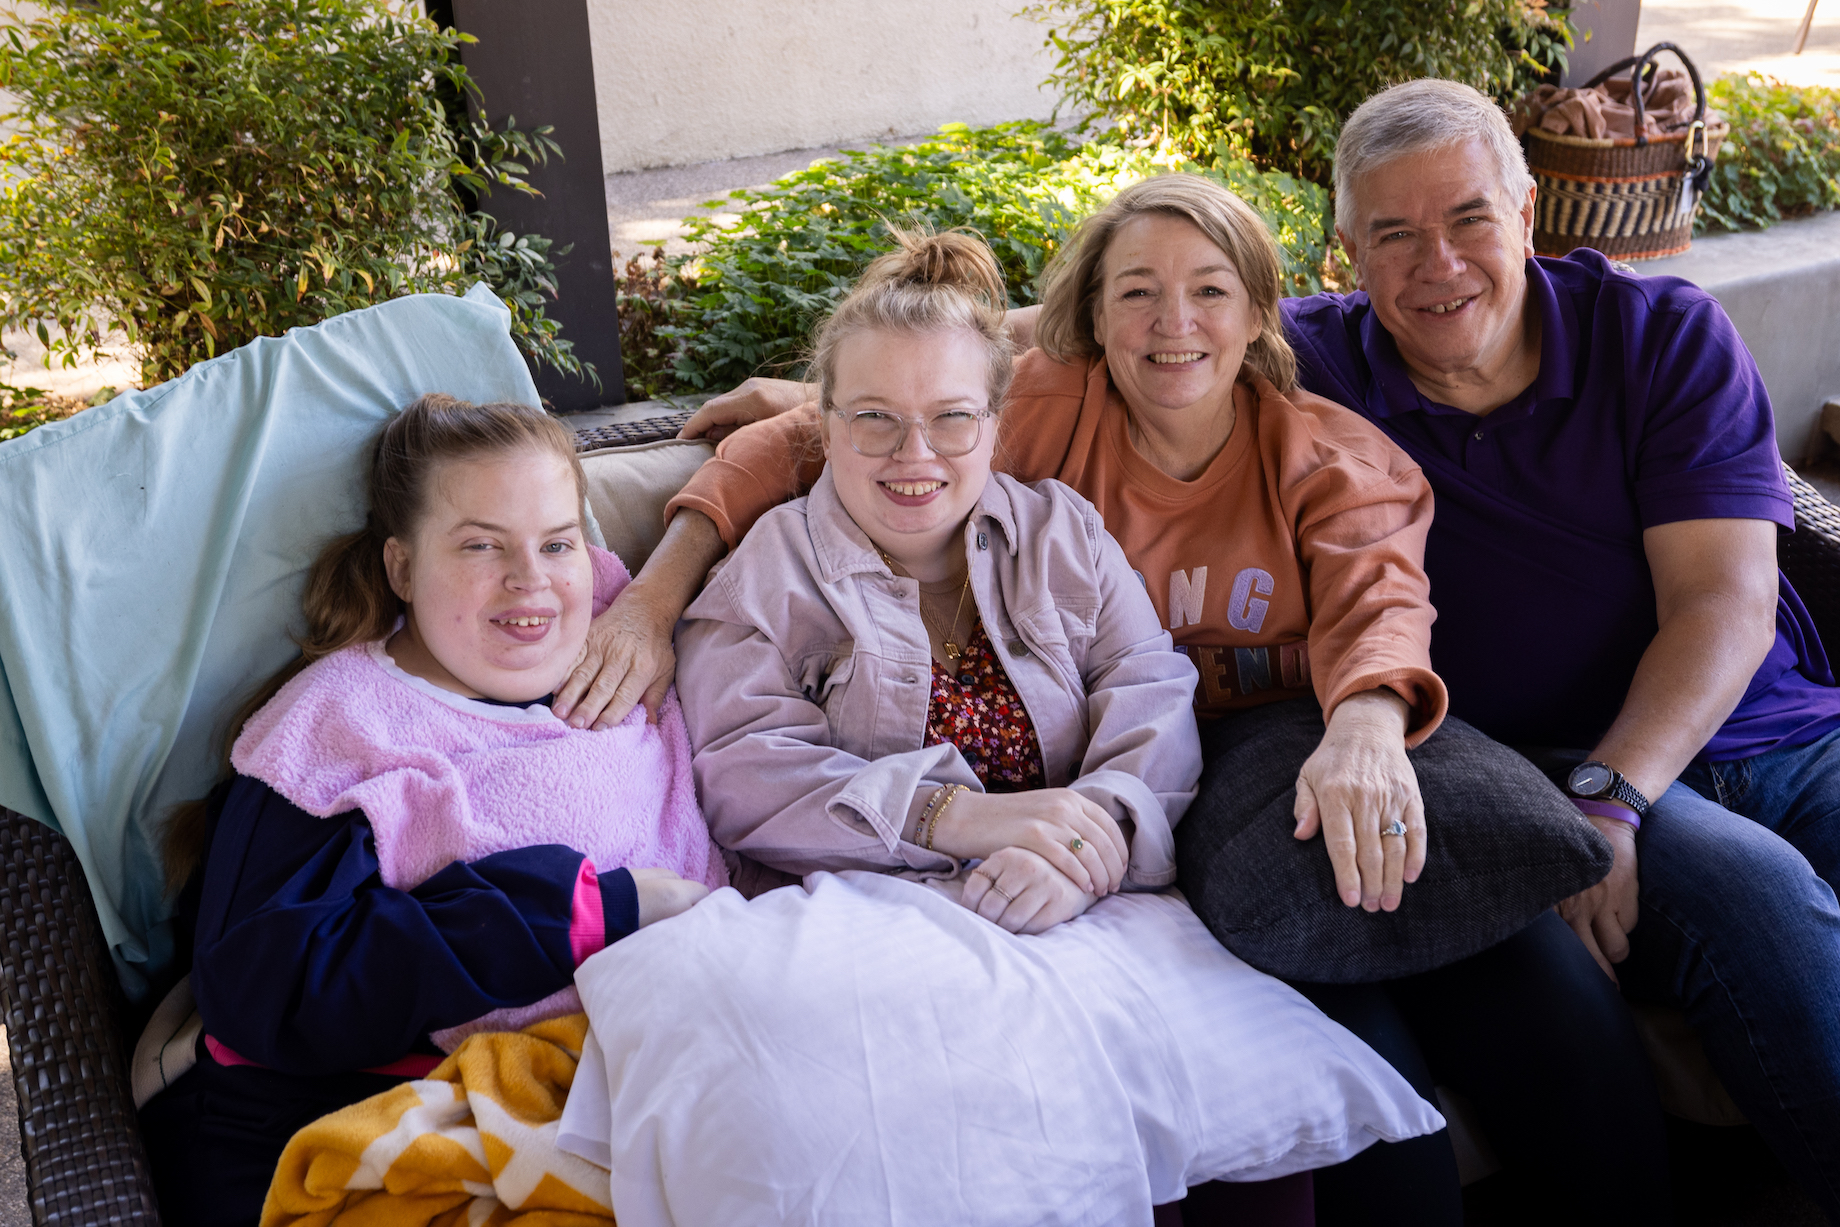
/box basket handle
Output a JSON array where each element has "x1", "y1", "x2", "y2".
[{"x1": 1580, "y1": 41, "x2": 1707, "y2": 149}]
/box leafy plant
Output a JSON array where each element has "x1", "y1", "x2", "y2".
[
  {"x1": 0, "y1": 0, "x2": 587, "y2": 387},
  {"x1": 645, "y1": 122, "x2": 1333, "y2": 393},
  {"x1": 0, "y1": 383, "x2": 84, "y2": 443},
  {"x1": 616, "y1": 248, "x2": 698, "y2": 402},
  {"x1": 1030, "y1": 0, "x2": 1572, "y2": 188},
  {"x1": 1697, "y1": 74, "x2": 1840, "y2": 234}
]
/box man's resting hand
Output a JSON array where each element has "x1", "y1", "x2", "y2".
[{"x1": 1558, "y1": 815, "x2": 1639, "y2": 980}]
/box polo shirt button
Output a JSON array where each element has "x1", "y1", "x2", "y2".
[{"x1": 1473, "y1": 430, "x2": 1484, "y2": 440}]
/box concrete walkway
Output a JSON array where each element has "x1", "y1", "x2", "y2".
[{"x1": 1638, "y1": 0, "x2": 1840, "y2": 87}]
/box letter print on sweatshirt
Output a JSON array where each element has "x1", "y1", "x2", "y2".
[
  {"x1": 1169, "y1": 567, "x2": 1208, "y2": 630},
  {"x1": 1226, "y1": 567, "x2": 1274, "y2": 634}
]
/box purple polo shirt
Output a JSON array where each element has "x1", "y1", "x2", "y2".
[{"x1": 1283, "y1": 248, "x2": 1840, "y2": 760}]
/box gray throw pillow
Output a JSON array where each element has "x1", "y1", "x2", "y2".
[{"x1": 1175, "y1": 697, "x2": 1613, "y2": 984}]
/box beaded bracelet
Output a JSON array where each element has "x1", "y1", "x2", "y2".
[
  {"x1": 925, "y1": 784, "x2": 966, "y2": 852},
  {"x1": 914, "y1": 784, "x2": 950, "y2": 847}
]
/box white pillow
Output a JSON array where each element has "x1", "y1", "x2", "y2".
[{"x1": 568, "y1": 872, "x2": 1442, "y2": 1226}]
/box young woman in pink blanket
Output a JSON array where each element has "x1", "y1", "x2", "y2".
[{"x1": 141, "y1": 395, "x2": 725, "y2": 1227}]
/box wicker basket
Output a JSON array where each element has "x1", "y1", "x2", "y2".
[{"x1": 1526, "y1": 42, "x2": 1726, "y2": 261}]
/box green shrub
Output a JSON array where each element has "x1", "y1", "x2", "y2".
[
  {"x1": 1697, "y1": 74, "x2": 1840, "y2": 234},
  {"x1": 0, "y1": 0, "x2": 586, "y2": 387},
  {"x1": 643, "y1": 122, "x2": 1332, "y2": 393},
  {"x1": 1031, "y1": 0, "x2": 1572, "y2": 188},
  {"x1": 0, "y1": 382, "x2": 83, "y2": 443}
]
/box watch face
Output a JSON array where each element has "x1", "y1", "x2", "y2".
[{"x1": 1570, "y1": 763, "x2": 1613, "y2": 796}]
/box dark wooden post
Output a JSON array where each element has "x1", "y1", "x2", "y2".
[{"x1": 436, "y1": 0, "x2": 625, "y2": 410}]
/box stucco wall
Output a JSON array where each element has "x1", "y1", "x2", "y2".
[{"x1": 586, "y1": 0, "x2": 1063, "y2": 174}]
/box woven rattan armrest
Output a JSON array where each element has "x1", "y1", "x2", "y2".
[
  {"x1": 0, "y1": 806, "x2": 159, "y2": 1224},
  {"x1": 1782, "y1": 463, "x2": 1840, "y2": 655}
]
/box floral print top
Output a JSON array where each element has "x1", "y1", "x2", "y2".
[{"x1": 922, "y1": 625, "x2": 1047, "y2": 793}]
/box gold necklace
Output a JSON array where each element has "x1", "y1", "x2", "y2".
[{"x1": 878, "y1": 547, "x2": 974, "y2": 665}]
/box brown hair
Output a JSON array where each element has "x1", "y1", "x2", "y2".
[
  {"x1": 810, "y1": 226, "x2": 1015, "y2": 418},
  {"x1": 1034, "y1": 174, "x2": 1298, "y2": 392},
  {"x1": 161, "y1": 393, "x2": 585, "y2": 891}
]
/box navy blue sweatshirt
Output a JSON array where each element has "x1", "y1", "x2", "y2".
[{"x1": 189, "y1": 773, "x2": 639, "y2": 1076}]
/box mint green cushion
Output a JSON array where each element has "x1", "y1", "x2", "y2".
[{"x1": 0, "y1": 284, "x2": 545, "y2": 994}]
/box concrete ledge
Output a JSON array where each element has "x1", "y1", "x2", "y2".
[{"x1": 1641, "y1": 210, "x2": 1840, "y2": 463}]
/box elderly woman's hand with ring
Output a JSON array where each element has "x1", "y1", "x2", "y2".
[
  {"x1": 1292, "y1": 688, "x2": 1426, "y2": 912},
  {"x1": 551, "y1": 510, "x2": 727, "y2": 730},
  {"x1": 929, "y1": 787, "x2": 1130, "y2": 897},
  {"x1": 962, "y1": 846, "x2": 1098, "y2": 934},
  {"x1": 551, "y1": 583, "x2": 678, "y2": 728}
]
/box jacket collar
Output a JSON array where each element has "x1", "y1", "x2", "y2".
[{"x1": 806, "y1": 465, "x2": 1021, "y2": 585}]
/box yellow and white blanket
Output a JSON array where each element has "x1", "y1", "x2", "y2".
[{"x1": 261, "y1": 1014, "x2": 614, "y2": 1227}]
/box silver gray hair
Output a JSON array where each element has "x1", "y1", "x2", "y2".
[{"x1": 1333, "y1": 78, "x2": 1535, "y2": 233}]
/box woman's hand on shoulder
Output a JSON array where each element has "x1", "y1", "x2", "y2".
[
  {"x1": 961, "y1": 846, "x2": 1096, "y2": 935},
  {"x1": 553, "y1": 584, "x2": 678, "y2": 729},
  {"x1": 681, "y1": 378, "x2": 813, "y2": 443},
  {"x1": 1293, "y1": 688, "x2": 1426, "y2": 913},
  {"x1": 632, "y1": 867, "x2": 710, "y2": 927},
  {"x1": 931, "y1": 787, "x2": 1129, "y2": 897}
]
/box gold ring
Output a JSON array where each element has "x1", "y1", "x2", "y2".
[
  {"x1": 1069, "y1": 837, "x2": 1085, "y2": 852},
  {"x1": 989, "y1": 882, "x2": 1015, "y2": 903}
]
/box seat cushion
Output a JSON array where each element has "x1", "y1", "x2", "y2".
[{"x1": 580, "y1": 438, "x2": 715, "y2": 573}]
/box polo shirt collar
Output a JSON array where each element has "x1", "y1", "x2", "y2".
[{"x1": 1355, "y1": 258, "x2": 1579, "y2": 421}]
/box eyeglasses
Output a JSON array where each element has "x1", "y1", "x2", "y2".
[{"x1": 828, "y1": 407, "x2": 993, "y2": 458}]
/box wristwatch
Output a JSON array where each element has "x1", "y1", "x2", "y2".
[{"x1": 1566, "y1": 761, "x2": 1652, "y2": 818}]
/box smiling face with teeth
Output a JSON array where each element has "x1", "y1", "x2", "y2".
[
  {"x1": 1091, "y1": 213, "x2": 1262, "y2": 457},
  {"x1": 381, "y1": 447, "x2": 592, "y2": 703},
  {"x1": 1337, "y1": 139, "x2": 1541, "y2": 413},
  {"x1": 822, "y1": 326, "x2": 999, "y2": 582}
]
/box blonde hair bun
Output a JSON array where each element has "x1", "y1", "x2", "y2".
[
  {"x1": 857, "y1": 227, "x2": 1009, "y2": 309},
  {"x1": 812, "y1": 225, "x2": 1015, "y2": 412}
]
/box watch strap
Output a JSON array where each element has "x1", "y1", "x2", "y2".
[{"x1": 1606, "y1": 774, "x2": 1652, "y2": 818}]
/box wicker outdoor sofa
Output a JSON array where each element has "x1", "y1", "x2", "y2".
[{"x1": 3, "y1": 447, "x2": 1839, "y2": 1224}]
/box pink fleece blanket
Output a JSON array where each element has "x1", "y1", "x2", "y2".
[{"x1": 233, "y1": 544, "x2": 724, "y2": 892}]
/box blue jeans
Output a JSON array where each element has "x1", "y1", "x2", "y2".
[{"x1": 1540, "y1": 729, "x2": 1840, "y2": 1221}]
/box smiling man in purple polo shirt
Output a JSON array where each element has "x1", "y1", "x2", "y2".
[{"x1": 1283, "y1": 78, "x2": 1840, "y2": 1215}]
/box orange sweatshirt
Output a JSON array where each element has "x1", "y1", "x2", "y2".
[{"x1": 670, "y1": 350, "x2": 1448, "y2": 743}]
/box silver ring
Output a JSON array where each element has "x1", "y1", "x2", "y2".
[{"x1": 1381, "y1": 819, "x2": 1408, "y2": 838}]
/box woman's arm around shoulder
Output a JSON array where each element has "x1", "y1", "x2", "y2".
[{"x1": 667, "y1": 404, "x2": 827, "y2": 549}]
